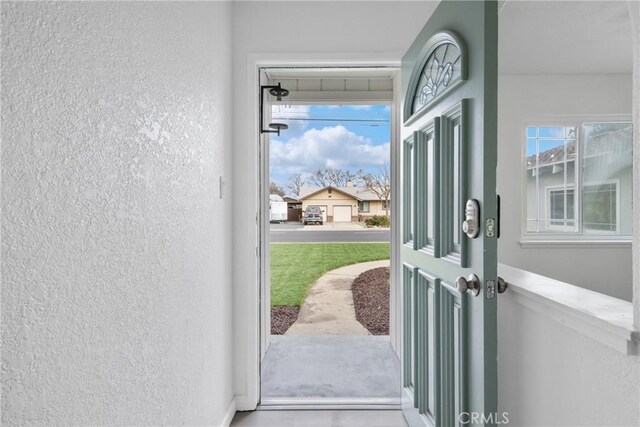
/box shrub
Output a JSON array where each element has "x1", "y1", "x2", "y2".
[{"x1": 365, "y1": 215, "x2": 390, "y2": 228}]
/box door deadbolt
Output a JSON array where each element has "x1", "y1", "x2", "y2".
[
  {"x1": 455, "y1": 274, "x2": 480, "y2": 297},
  {"x1": 462, "y1": 199, "x2": 480, "y2": 238}
]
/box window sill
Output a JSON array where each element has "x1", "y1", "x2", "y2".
[
  {"x1": 518, "y1": 239, "x2": 631, "y2": 249},
  {"x1": 498, "y1": 263, "x2": 639, "y2": 355}
]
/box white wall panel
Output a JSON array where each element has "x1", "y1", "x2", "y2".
[
  {"x1": 497, "y1": 74, "x2": 633, "y2": 301},
  {"x1": 499, "y1": 289, "x2": 639, "y2": 426}
]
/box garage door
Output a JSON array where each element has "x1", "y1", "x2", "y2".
[{"x1": 333, "y1": 205, "x2": 352, "y2": 222}]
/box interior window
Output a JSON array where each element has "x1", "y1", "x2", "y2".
[{"x1": 525, "y1": 122, "x2": 631, "y2": 237}]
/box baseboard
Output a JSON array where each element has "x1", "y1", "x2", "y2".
[
  {"x1": 219, "y1": 397, "x2": 237, "y2": 427},
  {"x1": 258, "y1": 396, "x2": 402, "y2": 410}
]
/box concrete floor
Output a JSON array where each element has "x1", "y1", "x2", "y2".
[
  {"x1": 231, "y1": 410, "x2": 407, "y2": 427},
  {"x1": 261, "y1": 335, "x2": 401, "y2": 400}
]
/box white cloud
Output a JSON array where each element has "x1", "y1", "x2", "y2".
[{"x1": 270, "y1": 125, "x2": 389, "y2": 175}]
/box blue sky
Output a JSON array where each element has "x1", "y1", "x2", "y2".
[{"x1": 269, "y1": 104, "x2": 390, "y2": 192}]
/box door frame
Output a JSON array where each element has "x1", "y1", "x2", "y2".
[{"x1": 242, "y1": 52, "x2": 404, "y2": 410}]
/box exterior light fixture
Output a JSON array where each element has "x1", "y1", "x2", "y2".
[{"x1": 260, "y1": 82, "x2": 289, "y2": 136}]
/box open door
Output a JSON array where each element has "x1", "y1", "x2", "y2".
[{"x1": 400, "y1": 1, "x2": 498, "y2": 426}]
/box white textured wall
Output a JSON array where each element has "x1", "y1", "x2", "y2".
[
  {"x1": 231, "y1": 1, "x2": 438, "y2": 408},
  {"x1": 498, "y1": 293, "x2": 640, "y2": 426},
  {"x1": 1, "y1": 2, "x2": 234, "y2": 425},
  {"x1": 497, "y1": 74, "x2": 633, "y2": 301}
]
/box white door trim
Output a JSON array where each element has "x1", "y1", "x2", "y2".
[{"x1": 236, "y1": 51, "x2": 403, "y2": 411}]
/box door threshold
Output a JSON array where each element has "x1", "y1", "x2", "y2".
[{"x1": 258, "y1": 397, "x2": 402, "y2": 410}]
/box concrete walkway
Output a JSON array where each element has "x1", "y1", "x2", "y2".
[{"x1": 286, "y1": 259, "x2": 391, "y2": 335}]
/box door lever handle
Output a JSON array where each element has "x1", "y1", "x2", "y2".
[
  {"x1": 497, "y1": 276, "x2": 508, "y2": 294},
  {"x1": 455, "y1": 274, "x2": 480, "y2": 296}
]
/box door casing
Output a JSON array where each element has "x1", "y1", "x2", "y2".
[{"x1": 245, "y1": 54, "x2": 404, "y2": 410}]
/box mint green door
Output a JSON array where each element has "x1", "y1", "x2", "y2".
[{"x1": 400, "y1": 1, "x2": 498, "y2": 426}]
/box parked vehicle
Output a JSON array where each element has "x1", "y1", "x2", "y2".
[
  {"x1": 269, "y1": 194, "x2": 287, "y2": 223},
  {"x1": 303, "y1": 206, "x2": 323, "y2": 225}
]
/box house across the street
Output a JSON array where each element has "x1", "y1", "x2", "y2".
[{"x1": 298, "y1": 185, "x2": 389, "y2": 223}]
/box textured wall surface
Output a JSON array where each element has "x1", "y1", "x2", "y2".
[
  {"x1": 499, "y1": 293, "x2": 640, "y2": 426},
  {"x1": 1, "y1": 2, "x2": 234, "y2": 425}
]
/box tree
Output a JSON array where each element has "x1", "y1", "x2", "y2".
[
  {"x1": 269, "y1": 181, "x2": 285, "y2": 197},
  {"x1": 362, "y1": 163, "x2": 391, "y2": 217},
  {"x1": 286, "y1": 174, "x2": 306, "y2": 198},
  {"x1": 307, "y1": 168, "x2": 363, "y2": 188}
]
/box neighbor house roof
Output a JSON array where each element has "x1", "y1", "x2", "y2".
[
  {"x1": 299, "y1": 186, "x2": 383, "y2": 202},
  {"x1": 526, "y1": 128, "x2": 631, "y2": 170}
]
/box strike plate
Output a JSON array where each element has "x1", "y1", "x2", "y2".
[
  {"x1": 486, "y1": 218, "x2": 495, "y2": 238},
  {"x1": 486, "y1": 280, "x2": 496, "y2": 299}
]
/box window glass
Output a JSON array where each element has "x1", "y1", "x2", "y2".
[
  {"x1": 525, "y1": 123, "x2": 632, "y2": 237},
  {"x1": 526, "y1": 126, "x2": 577, "y2": 233},
  {"x1": 582, "y1": 123, "x2": 632, "y2": 235},
  {"x1": 583, "y1": 183, "x2": 616, "y2": 232},
  {"x1": 549, "y1": 188, "x2": 575, "y2": 226},
  {"x1": 358, "y1": 201, "x2": 370, "y2": 213}
]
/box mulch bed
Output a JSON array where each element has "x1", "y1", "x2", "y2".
[
  {"x1": 271, "y1": 306, "x2": 300, "y2": 335},
  {"x1": 352, "y1": 267, "x2": 390, "y2": 335}
]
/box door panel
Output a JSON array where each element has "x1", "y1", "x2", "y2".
[{"x1": 400, "y1": 1, "x2": 498, "y2": 426}]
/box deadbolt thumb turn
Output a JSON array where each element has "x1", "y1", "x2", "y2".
[{"x1": 455, "y1": 274, "x2": 480, "y2": 296}]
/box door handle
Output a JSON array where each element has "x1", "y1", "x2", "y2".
[
  {"x1": 455, "y1": 274, "x2": 480, "y2": 296},
  {"x1": 497, "y1": 276, "x2": 508, "y2": 293}
]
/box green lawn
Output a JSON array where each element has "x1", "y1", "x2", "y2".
[{"x1": 270, "y1": 243, "x2": 390, "y2": 307}]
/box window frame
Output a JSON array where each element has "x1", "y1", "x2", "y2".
[
  {"x1": 520, "y1": 116, "x2": 632, "y2": 243},
  {"x1": 358, "y1": 201, "x2": 370, "y2": 213},
  {"x1": 545, "y1": 184, "x2": 576, "y2": 232}
]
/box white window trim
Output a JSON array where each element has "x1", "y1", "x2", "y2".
[{"x1": 520, "y1": 117, "x2": 632, "y2": 245}]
